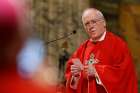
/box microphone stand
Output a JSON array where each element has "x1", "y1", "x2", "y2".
[{"x1": 46, "y1": 30, "x2": 76, "y2": 45}]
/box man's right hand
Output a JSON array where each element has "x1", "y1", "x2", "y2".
[{"x1": 70, "y1": 58, "x2": 83, "y2": 77}]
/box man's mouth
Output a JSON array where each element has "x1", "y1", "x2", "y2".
[{"x1": 89, "y1": 28, "x2": 96, "y2": 32}]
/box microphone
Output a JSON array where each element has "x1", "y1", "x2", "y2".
[{"x1": 46, "y1": 30, "x2": 77, "y2": 45}]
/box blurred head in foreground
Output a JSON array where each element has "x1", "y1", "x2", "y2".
[
  {"x1": 0, "y1": 1, "x2": 57, "y2": 93},
  {"x1": 0, "y1": 0, "x2": 28, "y2": 69}
]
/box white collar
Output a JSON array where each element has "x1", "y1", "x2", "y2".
[{"x1": 98, "y1": 31, "x2": 106, "y2": 41}]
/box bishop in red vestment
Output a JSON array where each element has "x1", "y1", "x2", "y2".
[{"x1": 65, "y1": 8, "x2": 138, "y2": 93}]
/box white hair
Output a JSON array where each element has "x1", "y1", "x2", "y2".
[
  {"x1": 82, "y1": 8, "x2": 105, "y2": 21},
  {"x1": 95, "y1": 9, "x2": 104, "y2": 19}
]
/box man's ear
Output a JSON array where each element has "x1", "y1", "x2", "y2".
[{"x1": 103, "y1": 20, "x2": 106, "y2": 27}]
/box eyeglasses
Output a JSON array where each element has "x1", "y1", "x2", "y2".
[{"x1": 84, "y1": 18, "x2": 104, "y2": 26}]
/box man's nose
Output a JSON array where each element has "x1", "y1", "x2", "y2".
[{"x1": 88, "y1": 22, "x2": 95, "y2": 29}]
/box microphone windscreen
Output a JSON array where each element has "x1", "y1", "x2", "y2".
[{"x1": 73, "y1": 30, "x2": 76, "y2": 34}]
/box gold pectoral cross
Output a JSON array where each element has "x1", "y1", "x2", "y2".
[{"x1": 87, "y1": 53, "x2": 99, "y2": 65}]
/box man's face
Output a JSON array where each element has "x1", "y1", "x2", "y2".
[{"x1": 82, "y1": 11, "x2": 106, "y2": 41}]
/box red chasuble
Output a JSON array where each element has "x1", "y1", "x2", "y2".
[
  {"x1": 0, "y1": 69, "x2": 57, "y2": 93},
  {"x1": 65, "y1": 32, "x2": 138, "y2": 93},
  {"x1": 0, "y1": 68, "x2": 57, "y2": 93}
]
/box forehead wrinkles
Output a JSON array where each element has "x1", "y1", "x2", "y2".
[{"x1": 82, "y1": 9, "x2": 104, "y2": 22}]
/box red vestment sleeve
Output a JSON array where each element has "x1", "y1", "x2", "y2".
[
  {"x1": 95, "y1": 42, "x2": 138, "y2": 93},
  {"x1": 65, "y1": 41, "x2": 88, "y2": 93}
]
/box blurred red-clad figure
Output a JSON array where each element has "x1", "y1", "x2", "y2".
[{"x1": 0, "y1": 0, "x2": 57, "y2": 93}]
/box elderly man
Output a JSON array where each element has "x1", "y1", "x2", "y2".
[{"x1": 65, "y1": 8, "x2": 138, "y2": 93}]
